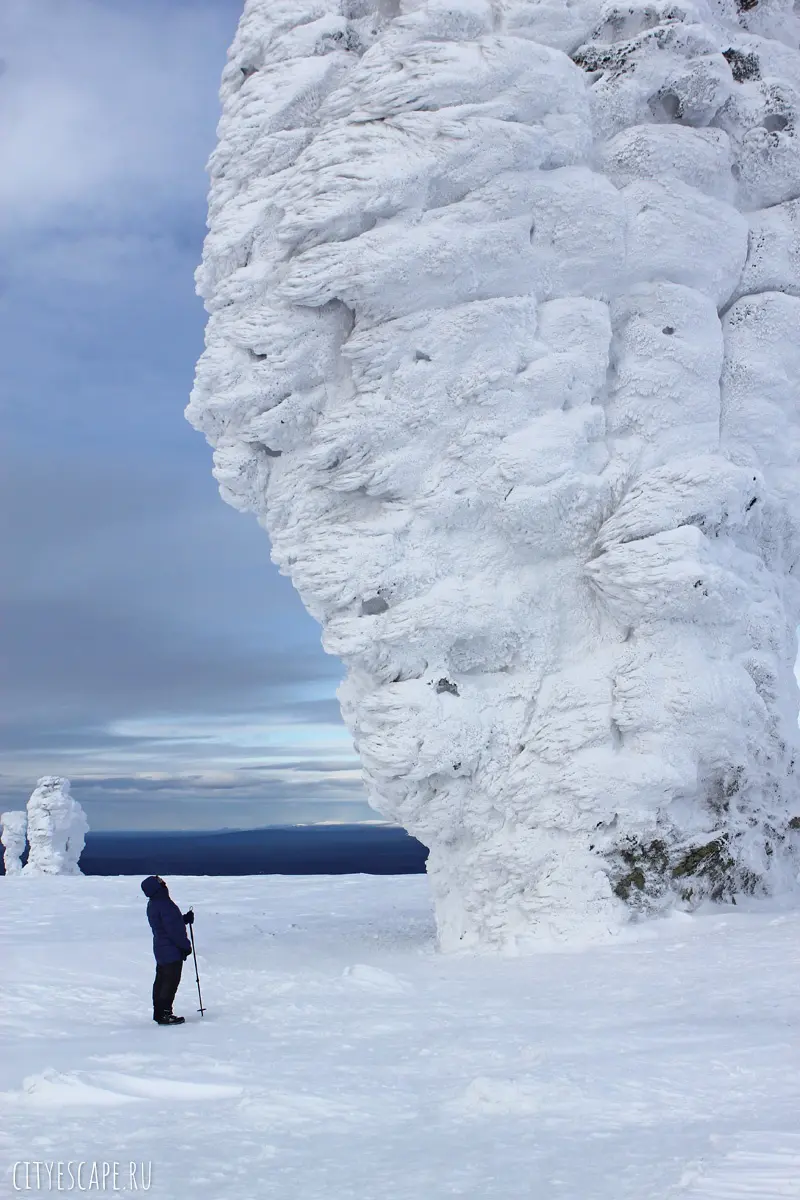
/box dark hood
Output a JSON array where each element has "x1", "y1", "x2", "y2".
[{"x1": 141, "y1": 876, "x2": 168, "y2": 898}]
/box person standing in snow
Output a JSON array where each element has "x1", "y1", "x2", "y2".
[{"x1": 141, "y1": 876, "x2": 194, "y2": 1025}]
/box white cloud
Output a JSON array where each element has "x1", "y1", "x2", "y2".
[{"x1": 0, "y1": 0, "x2": 236, "y2": 229}]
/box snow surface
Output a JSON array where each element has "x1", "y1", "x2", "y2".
[
  {"x1": 24, "y1": 777, "x2": 88, "y2": 877},
  {"x1": 3, "y1": 874, "x2": 800, "y2": 1198},
  {"x1": 0, "y1": 811, "x2": 27, "y2": 876},
  {"x1": 188, "y1": 0, "x2": 800, "y2": 949}
]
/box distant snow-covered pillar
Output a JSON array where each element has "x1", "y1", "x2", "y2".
[
  {"x1": 189, "y1": 0, "x2": 800, "y2": 949},
  {"x1": 1, "y1": 812, "x2": 27, "y2": 876},
  {"x1": 23, "y1": 777, "x2": 89, "y2": 876}
]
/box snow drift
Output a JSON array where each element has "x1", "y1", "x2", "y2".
[
  {"x1": 1, "y1": 811, "x2": 27, "y2": 876},
  {"x1": 23, "y1": 778, "x2": 88, "y2": 877},
  {"x1": 189, "y1": 0, "x2": 800, "y2": 949}
]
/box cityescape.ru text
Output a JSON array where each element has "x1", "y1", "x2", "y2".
[{"x1": 11, "y1": 1162, "x2": 152, "y2": 1191}]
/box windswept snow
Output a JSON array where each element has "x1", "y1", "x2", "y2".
[
  {"x1": 188, "y1": 0, "x2": 800, "y2": 949},
  {"x1": 23, "y1": 777, "x2": 88, "y2": 877},
  {"x1": 2, "y1": 875, "x2": 800, "y2": 1199}
]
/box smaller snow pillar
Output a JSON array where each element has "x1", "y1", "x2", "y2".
[
  {"x1": 1, "y1": 811, "x2": 27, "y2": 876},
  {"x1": 23, "y1": 777, "x2": 89, "y2": 876}
]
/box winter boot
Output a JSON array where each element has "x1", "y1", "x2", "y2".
[{"x1": 154, "y1": 1012, "x2": 185, "y2": 1025}]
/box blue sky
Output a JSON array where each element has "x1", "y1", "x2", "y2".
[{"x1": 0, "y1": 0, "x2": 368, "y2": 829}]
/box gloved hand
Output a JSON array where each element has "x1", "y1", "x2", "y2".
[
  {"x1": 183, "y1": 910, "x2": 194, "y2": 925},
  {"x1": 183, "y1": 949, "x2": 192, "y2": 960}
]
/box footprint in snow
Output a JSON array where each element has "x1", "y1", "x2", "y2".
[
  {"x1": 91, "y1": 1071, "x2": 243, "y2": 1101},
  {"x1": 10, "y1": 1070, "x2": 138, "y2": 1109},
  {"x1": 342, "y1": 964, "x2": 413, "y2": 993},
  {"x1": 2, "y1": 1068, "x2": 242, "y2": 1109},
  {"x1": 676, "y1": 1132, "x2": 800, "y2": 1198}
]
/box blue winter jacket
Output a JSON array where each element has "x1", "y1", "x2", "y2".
[{"x1": 141, "y1": 876, "x2": 192, "y2": 965}]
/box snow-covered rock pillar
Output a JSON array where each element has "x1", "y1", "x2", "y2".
[
  {"x1": 1, "y1": 812, "x2": 27, "y2": 876},
  {"x1": 189, "y1": 0, "x2": 800, "y2": 949},
  {"x1": 23, "y1": 777, "x2": 89, "y2": 877}
]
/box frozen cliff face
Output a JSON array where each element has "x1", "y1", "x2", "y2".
[
  {"x1": 23, "y1": 778, "x2": 88, "y2": 877},
  {"x1": 1, "y1": 812, "x2": 27, "y2": 876},
  {"x1": 189, "y1": 0, "x2": 800, "y2": 949}
]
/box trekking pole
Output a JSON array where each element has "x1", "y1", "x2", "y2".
[{"x1": 189, "y1": 922, "x2": 206, "y2": 1017}]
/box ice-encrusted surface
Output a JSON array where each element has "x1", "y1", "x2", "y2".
[
  {"x1": 189, "y1": 0, "x2": 800, "y2": 949},
  {"x1": 0, "y1": 812, "x2": 27, "y2": 877},
  {"x1": 23, "y1": 778, "x2": 88, "y2": 877}
]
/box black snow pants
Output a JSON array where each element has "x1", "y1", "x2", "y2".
[{"x1": 152, "y1": 960, "x2": 183, "y2": 1017}]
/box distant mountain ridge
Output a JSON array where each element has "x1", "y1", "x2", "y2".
[{"x1": 0, "y1": 824, "x2": 428, "y2": 877}]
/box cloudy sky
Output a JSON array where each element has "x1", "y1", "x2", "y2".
[{"x1": 0, "y1": 0, "x2": 369, "y2": 829}]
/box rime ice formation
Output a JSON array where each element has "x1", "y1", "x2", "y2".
[
  {"x1": 1, "y1": 811, "x2": 27, "y2": 876},
  {"x1": 189, "y1": 0, "x2": 800, "y2": 949},
  {"x1": 23, "y1": 777, "x2": 88, "y2": 877}
]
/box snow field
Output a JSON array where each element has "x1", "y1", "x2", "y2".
[{"x1": 2, "y1": 875, "x2": 800, "y2": 1199}]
